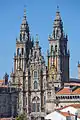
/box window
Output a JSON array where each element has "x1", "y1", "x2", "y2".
[
  {"x1": 41, "y1": 117, "x2": 44, "y2": 120},
  {"x1": 32, "y1": 103, "x2": 40, "y2": 112},
  {"x1": 20, "y1": 34, "x2": 22, "y2": 40},
  {"x1": 34, "y1": 71, "x2": 38, "y2": 89},
  {"x1": 34, "y1": 71, "x2": 37, "y2": 78},
  {"x1": 51, "y1": 45, "x2": 53, "y2": 52},
  {"x1": 17, "y1": 48, "x2": 19, "y2": 55},
  {"x1": 23, "y1": 34, "x2": 25, "y2": 40},
  {"x1": 34, "y1": 51, "x2": 37, "y2": 59},
  {"x1": 37, "y1": 103, "x2": 40, "y2": 112},
  {"x1": 34, "y1": 81, "x2": 38, "y2": 89},
  {"x1": 17, "y1": 48, "x2": 21, "y2": 56},
  {"x1": 32, "y1": 103, "x2": 36, "y2": 112},
  {"x1": 32, "y1": 97, "x2": 40, "y2": 112},
  {"x1": 70, "y1": 96, "x2": 72, "y2": 99},
  {"x1": 22, "y1": 48, "x2": 24, "y2": 55},
  {"x1": 78, "y1": 96, "x2": 79, "y2": 98},
  {"x1": 56, "y1": 104, "x2": 59, "y2": 107},
  {"x1": 58, "y1": 85, "x2": 59, "y2": 87},
  {"x1": 55, "y1": 45, "x2": 57, "y2": 52}
]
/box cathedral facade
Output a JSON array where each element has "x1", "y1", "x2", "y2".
[{"x1": 10, "y1": 8, "x2": 70, "y2": 120}]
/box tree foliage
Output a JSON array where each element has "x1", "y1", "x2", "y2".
[{"x1": 16, "y1": 113, "x2": 27, "y2": 120}]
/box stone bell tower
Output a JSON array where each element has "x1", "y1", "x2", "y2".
[
  {"x1": 14, "y1": 8, "x2": 32, "y2": 72},
  {"x1": 47, "y1": 7, "x2": 70, "y2": 88},
  {"x1": 11, "y1": 8, "x2": 33, "y2": 115},
  {"x1": 46, "y1": 6, "x2": 70, "y2": 114}
]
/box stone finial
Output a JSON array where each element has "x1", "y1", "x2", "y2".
[
  {"x1": 3, "y1": 73, "x2": 9, "y2": 85},
  {"x1": 57, "y1": 5, "x2": 59, "y2": 12},
  {"x1": 32, "y1": 36, "x2": 34, "y2": 47},
  {"x1": 4, "y1": 73, "x2": 9, "y2": 79},
  {"x1": 35, "y1": 34, "x2": 39, "y2": 48},
  {"x1": 35, "y1": 34, "x2": 39, "y2": 42}
]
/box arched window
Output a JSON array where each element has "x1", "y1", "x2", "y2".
[
  {"x1": 34, "y1": 71, "x2": 37, "y2": 78},
  {"x1": 51, "y1": 45, "x2": 53, "y2": 52},
  {"x1": 37, "y1": 103, "x2": 40, "y2": 112},
  {"x1": 34, "y1": 51, "x2": 37, "y2": 59},
  {"x1": 32, "y1": 103, "x2": 36, "y2": 112},
  {"x1": 22, "y1": 48, "x2": 24, "y2": 55},
  {"x1": 32, "y1": 96, "x2": 40, "y2": 112},
  {"x1": 34, "y1": 81, "x2": 38, "y2": 89},
  {"x1": 20, "y1": 34, "x2": 22, "y2": 41},
  {"x1": 17, "y1": 48, "x2": 21, "y2": 56},
  {"x1": 17, "y1": 48, "x2": 19, "y2": 55},
  {"x1": 55, "y1": 45, "x2": 57, "y2": 52},
  {"x1": 23, "y1": 34, "x2": 25, "y2": 40}
]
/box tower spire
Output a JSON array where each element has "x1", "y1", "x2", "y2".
[
  {"x1": 24, "y1": 6, "x2": 26, "y2": 17},
  {"x1": 22, "y1": 6, "x2": 27, "y2": 24},
  {"x1": 55, "y1": 5, "x2": 61, "y2": 20},
  {"x1": 20, "y1": 7, "x2": 30, "y2": 41},
  {"x1": 52, "y1": 6, "x2": 63, "y2": 39},
  {"x1": 23, "y1": 5, "x2": 27, "y2": 20}
]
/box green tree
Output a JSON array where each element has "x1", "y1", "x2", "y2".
[{"x1": 16, "y1": 113, "x2": 27, "y2": 120}]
